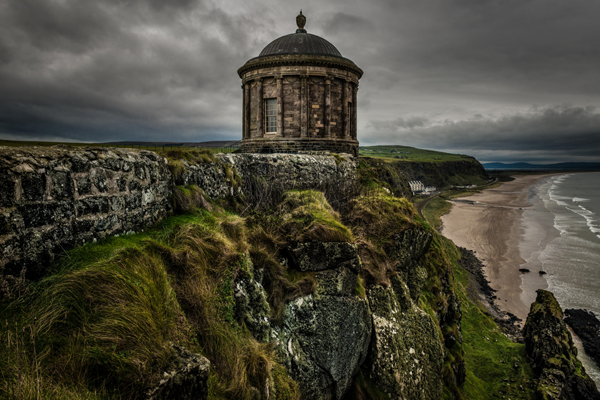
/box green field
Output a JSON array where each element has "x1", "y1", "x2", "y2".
[
  {"x1": 0, "y1": 139, "x2": 236, "y2": 154},
  {"x1": 359, "y1": 145, "x2": 476, "y2": 163}
]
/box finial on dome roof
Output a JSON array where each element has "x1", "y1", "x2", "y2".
[{"x1": 296, "y1": 10, "x2": 307, "y2": 33}]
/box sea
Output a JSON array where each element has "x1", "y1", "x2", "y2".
[{"x1": 519, "y1": 171, "x2": 600, "y2": 384}]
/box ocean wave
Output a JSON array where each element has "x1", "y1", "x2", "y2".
[
  {"x1": 548, "y1": 192, "x2": 572, "y2": 201},
  {"x1": 573, "y1": 197, "x2": 591, "y2": 202},
  {"x1": 560, "y1": 206, "x2": 600, "y2": 239}
]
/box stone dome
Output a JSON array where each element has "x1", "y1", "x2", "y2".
[
  {"x1": 258, "y1": 33, "x2": 343, "y2": 58},
  {"x1": 237, "y1": 11, "x2": 362, "y2": 157}
]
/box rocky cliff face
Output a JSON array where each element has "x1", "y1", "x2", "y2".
[
  {"x1": 362, "y1": 229, "x2": 443, "y2": 399},
  {"x1": 524, "y1": 289, "x2": 600, "y2": 400},
  {"x1": 233, "y1": 228, "x2": 442, "y2": 400}
]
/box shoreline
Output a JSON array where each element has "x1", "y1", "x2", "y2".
[{"x1": 441, "y1": 174, "x2": 558, "y2": 322}]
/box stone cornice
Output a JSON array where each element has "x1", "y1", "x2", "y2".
[{"x1": 238, "y1": 54, "x2": 363, "y2": 79}]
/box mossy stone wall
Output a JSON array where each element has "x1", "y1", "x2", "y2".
[
  {"x1": 0, "y1": 146, "x2": 172, "y2": 283},
  {"x1": 1, "y1": 148, "x2": 358, "y2": 288}
]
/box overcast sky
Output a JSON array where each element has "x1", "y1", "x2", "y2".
[{"x1": 1, "y1": 0, "x2": 599, "y2": 162}]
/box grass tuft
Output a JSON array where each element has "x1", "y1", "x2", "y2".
[
  {"x1": 279, "y1": 190, "x2": 354, "y2": 243},
  {"x1": 172, "y1": 185, "x2": 213, "y2": 213},
  {"x1": 162, "y1": 148, "x2": 215, "y2": 164}
]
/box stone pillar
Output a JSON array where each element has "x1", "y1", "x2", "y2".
[
  {"x1": 342, "y1": 79, "x2": 349, "y2": 138},
  {"x1": 352, "y1": 83, "x2": 358, "y2": 139},
  {"x1": 300, "y1": 75, "x2": 308, "y2": 137},
  {"x1": 256, "y1": 78, "x2": 263, "y2": 138},
  {"x1": 243, "y1": 83, "x2": 250, "y2": 139},
  {"x1": 325, "y1": 77, "x2": 331, "y2": 138},
  {"x1": 277, "y1": 76, "x2": 283, "y2": 137}
]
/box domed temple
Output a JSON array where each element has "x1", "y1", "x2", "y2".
[{"x1": 237, "y1": 11, "x2": 363, "y2": 156}]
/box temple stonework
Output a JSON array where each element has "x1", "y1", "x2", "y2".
[{"x1": 237, "y1": 11, "x2": 363, "y2": 156}]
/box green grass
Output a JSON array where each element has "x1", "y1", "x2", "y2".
[
  {"x1": 359, "y1": 145, "x2": 476, "y2": 163},
  {"x1": 0, "y1": 205, "x2": 300, "y2": 400},
  {"x1": 422, "y1": 196, "x2": 452, "y2": 231},
  {"x1": 450, "y1": 241, "x2": 536, "y2": 400},
  {"x1": 278, "y1": 190, "x2": 354, "y2": 243},
  {"x1": 0, "y1": 139, "x2": 236, "y2": 154},
  {"x1": 0, "y1": 188, "x2": 361, "y2": 399}
]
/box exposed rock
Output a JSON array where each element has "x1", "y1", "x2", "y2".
[
  {"x1": 234, "y1": 258, "x2": 272, "y2": 343},
  {"x1": 146, "y1": 344, "x2": 210, "y2": 400},
  {"x1": 390, "y1": 229, "x2": 432, "y2": 302},
  {"x1": 364, "y1": 276, "x2": 443, "y2": 400},
  {"x1": 274, "y1": 242, "x2": 371, "y2": 400},
  {"x1": 362, "y1": 229, "x2": 444, "y2": 400},
  {"x1": 274, "y1": 294, "x2": 371, "y2": 400},
  {"x1": 524, "y1": 289, "x2": 600, "y2": 400},
  {"x1": 286, "y1": 242, "x2": 360, "y2": 273},
  {"x1": 565, "y1": 309, "x2": 600, "y2": 369}
]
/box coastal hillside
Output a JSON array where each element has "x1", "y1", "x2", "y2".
[
  {"x1": 360, "y1": 145, "x2": 489, "y2": 188},
  {"x1": 0, "y1": 145, "x2": 597, "y2": 400}
]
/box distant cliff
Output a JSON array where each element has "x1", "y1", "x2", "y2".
[{"x1": 360, "y1": 157, "x2": 489, "y2": 189}]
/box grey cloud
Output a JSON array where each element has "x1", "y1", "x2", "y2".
[{"x1": 364, "y1": 105, "x2": 600, "y2": 162}]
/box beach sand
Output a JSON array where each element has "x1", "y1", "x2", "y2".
[{"x1": 441, "y1": 175, "x2": 556, "y2": 321}]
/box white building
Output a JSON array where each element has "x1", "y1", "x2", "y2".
[{"x1": 409, "y1": 181, "x2": 424, "y2": 193}]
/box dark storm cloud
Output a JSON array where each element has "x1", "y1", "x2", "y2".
[
  {"x1": 365, "y1": 105, "x2": 600, "y2": 162},
  {"x1": 0, "y1": 0, "x2": 271, "y2": 142},
  {"x1": 1, "y1": 0, "x2": 599, "y2": 162}
]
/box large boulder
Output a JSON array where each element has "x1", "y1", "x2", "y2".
[
  {"x1": 524, "y1": 290, "x2": 600, "y2": 400},
  {"x1": 361, "y1": 227, "x2": 444, "y2": 399},
  {"x1": 363, "y1": 276, "x2": 443, "y2": 400},
  {"x1": 274, "y1": 242, "x2": 372, "y2": 400}
]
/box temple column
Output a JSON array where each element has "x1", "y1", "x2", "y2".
[
  {"x1": 352, "y1": 83, "x2": 358, "y2": 139},
  {"x1": 277, "y1": 76, "x2": 283, "y2": 137},
  {"x1": 325, "y1": 77, "x2": 331, "y2": 138},
  {"x1": 342, "y1": 79, "x2": 349, "y2": 138},
  {"x1": 300, "y1": 75, "x2": 308, "y2": 137},
  {"x1": 256, "y1": 78, "x2": 263, "y2": 138},
  {"x1": 243, "y1": 83, "x2": 250, "y2": 139}
]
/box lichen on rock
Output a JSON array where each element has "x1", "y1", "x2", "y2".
[
  {"x1": 146, "y1": 344, "x2": 211, "y2": 400},
  {"x1": 273, "y1": 242, "x2": 371, "y2": 400},
  {"x1": 524, "y1": 289, "x2": 600, "y2": 400}
]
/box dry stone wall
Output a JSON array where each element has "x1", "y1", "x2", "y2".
[{"x1": 0, "y1": 146, "x2": 172, "y2": 283}]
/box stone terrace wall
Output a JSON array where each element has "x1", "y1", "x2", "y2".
[
  {"x1": 175, "y1": 152, "x2": 357, "y2": 197},
  {"x1": 0, "y1": 146, "x2": 172, "y2": 283}
]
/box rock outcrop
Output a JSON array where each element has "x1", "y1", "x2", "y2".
[
  {"x1": 146, "y1": 344, "x2": 211, "y2": 400},
  {"x1": 362, "y1": 229, "x2": 444, "y2": 400},
  {"x1": 274, "y1": 242, "x2": 371, "y2": 400},
  {"x1": 234, "y1": 257, "x2": 272, "y2": 343},
  {"x1": 524, "y1": 289, "x2": 600, "y2": 400}
]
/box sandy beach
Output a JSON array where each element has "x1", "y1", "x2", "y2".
[{"x1": 441, "y1": 174, "x2": 557, "y2": 321}]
